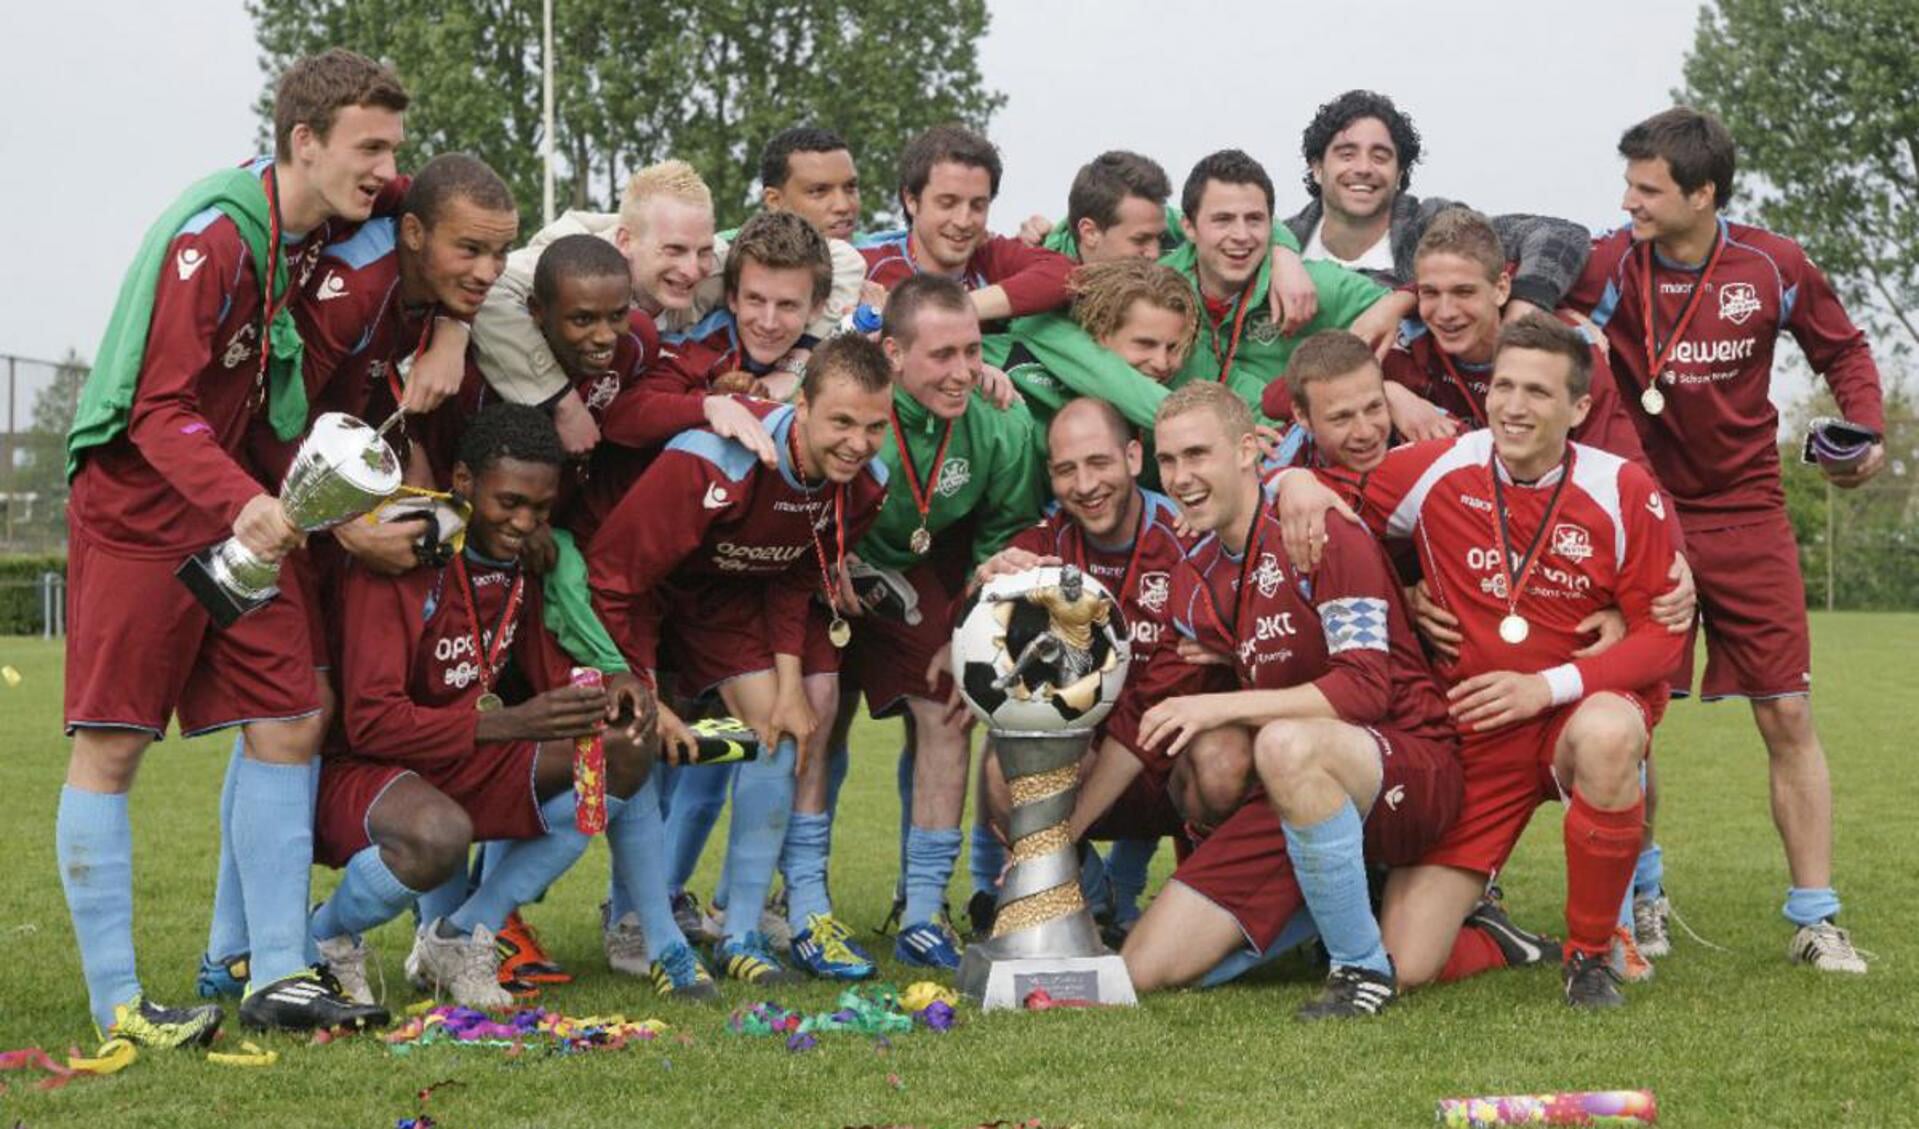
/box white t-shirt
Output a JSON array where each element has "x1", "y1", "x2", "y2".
[{"x1": 1303, "y1": 219, "x2": 1395, "y2": 273}]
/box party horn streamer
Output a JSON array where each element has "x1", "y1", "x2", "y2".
[
  {"x1": 1436, "y1": 1089, "x2": 1656, "y2": 1126},
  {"x1": 570, "y1": 667, "x2": 607, "y2": 834}
]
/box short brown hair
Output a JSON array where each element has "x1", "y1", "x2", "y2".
[
  {"x1": 1495, "y1": 312, "x2": 1591, "y2": 398},
  {"x1": 881, "y1": 273, "x2": 973, "y2": 348},
  {"x1": 802, "y1": 333, "x2": 892, "y2": 400},
  {"x1": 1619, "y1": 107, "x2": 1737, "y2": 207},
  {"x1": 1066, "y1": 151, "x2": 1171, "y2": 232},
  {"x1": 1069, "y1": 259, "x2": 1199, "y2": 359},
  {"x1": 619, "y1": 159, "x2": 713, "y2": 237},
  {"x1": 1284, "y1": 331, "x2": 1381, "y2": 414},
  {"x1": 1413, "y1": 207, "x2": 1506, "y2": 285},
  {"x1": 899, "y1": 124, "x2": 1002, "y2": 219},
  {"x1": 273, "y1": 49, "x2": 408, "y2": 161},
  {"x1": 723, "y1": 210, "x2": 833, "y2": 306},
  {"x1": 1157, "y1": 381, "x2": 1253, "y2": 442}
]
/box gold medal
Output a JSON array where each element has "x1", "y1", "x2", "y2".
[
  {"x1": 1498, "y1": 613, "x2": 1530, "y2": 645},
  {"x1": 828, "y1": 616, "x2": 852, "y2": 649},
  {"x1": 909, "y1": 525, "x2": 933, "y2": 555},
  {"x1": 1641, "y1": 385, "x2": 1666, "y2": 416},
  {"x1": 475, "y1": 692, "x2": 504, "y2": 712}
]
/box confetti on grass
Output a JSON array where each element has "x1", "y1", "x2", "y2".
[
  {"x1": 382, "y1": 1007, "x2": 666, "y2": 1055},
  {"x1": 0, "y1": 1038, "x2": 137, "y2": 1091},
  {"x1": 726, "y1": 984, "x2": 959, "y2": 1049}
]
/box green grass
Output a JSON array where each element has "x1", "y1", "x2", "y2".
[{"x1": 1, "y1": 615, "x2": 1915, "y2": 1128}]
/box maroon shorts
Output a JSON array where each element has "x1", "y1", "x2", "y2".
[
  {"x1": 314, "y1": 740, "x2": 545, "y2": 868},
  {"x1": 845, "y1": 561, "x2": 960, "y2": 718},
  {"x1": 1676, "y1": 511, "x2": 1813, "y2": 700},
  {"x1": 1173, "y1": 726, "x2": 1460, "y2": 951},
  {"x1": 1101, "y1": 655, "x2": 1225, "y2": 773},
  {"x1": 1418, "y1": 691, "x2": 1655, "y2": 877},
  {"x1": 64, "y1": 524, "x2": 320, "y2": 738},
  {"x1": 660, "y1": 582, "x2": 842, "y2": 698}
]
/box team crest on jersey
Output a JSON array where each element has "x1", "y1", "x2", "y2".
[
  {"x1": 1137, "y1": 571, "x2": 1170, "y2": 614},
  {"x1": 1718, "y1": 282, "x2": 1761, "y2": 325},
  {"x1": 1647, "y1": 492, "x2": 1666, "y2": 521},
  {"x1": 315, "y1": 272, "x2": 349, "y2": 302},
  {"x1": 176, "y1": 247, "x2": 207, "y2": 281},
  {"x1": 1253, "y1": 553, "x2": 1284, "y2": 598},
  {"x1": 221, "y1": 324, "x2": 257, "y2": 369},
  {"x1": 1550, "y1": 523, "x2": 1593, "y2": 563},
  {"x1": 1246, "y1": 313, "x2": 1283, "y2": 346},
  {"x1": 583, "y1": 374, "x2": 620, "y2": 413},
  {"x1": 935, "y1": 458, "x2": 971, "y2": 497}
]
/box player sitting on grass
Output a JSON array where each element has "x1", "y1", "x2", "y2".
[
  {"x1": 1119, "y1": 382, "x2": 1462, "y2": 1017},
  {"x1": 1272, "y1": 314, "x2": 1686, "y2": 1008},
  {"x1": 309, "y1": 404, "x2": 661, "y2": 1010}
]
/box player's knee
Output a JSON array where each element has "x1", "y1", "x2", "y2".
[
  {"x1": 69, "y1": 729, "x2": 149, "y2": 790},
  {"x1": 1752, "y1": 696, "x2": 1815, "y2": 751},
  {"x1": 1253, "y1": 722, "x2": 1322, "y2": 800},
  {"x1": 381, "y1": 802, "x2": 472, "y2": 889},
  {"x1": 1571, "y1": 697, "x2": 1647, "y2": 765},
  {"x1": 1190, "y1": 738, "x2": 1251, "y2": 822}
]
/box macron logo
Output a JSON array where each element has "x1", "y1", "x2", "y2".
[
  {"x1": 703, "y1": 483, "x2": 729, "y2": 510},
  {"x1": 176, "y1": 248, "x2": 206, "y2": 281},
  {"x1": 315, "y1": 272, "x2": 349, "y2": 301}
]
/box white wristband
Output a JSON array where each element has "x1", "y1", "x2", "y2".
[{"x1": 1540, "y1": 663, "x2": 1584, "y2": 707}]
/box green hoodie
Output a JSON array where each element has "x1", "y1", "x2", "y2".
[
  {"x1": 67, "y1": 166, "x2": 308, "y2": 480},
  {"x1": 857, "y1": 385, "x2": 1044, "y2": 571}
]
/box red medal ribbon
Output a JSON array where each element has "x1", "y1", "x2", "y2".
[
  {"x1": 1486, "y1": 447, "x2": 1576, "y2": 622},
  {"x1": 388, "y1": 304, "x2": 442, "y2": 411},
  {"x1": 888, "y1": 404, "x2": 953, "y2": 538},
  {"x1": 791, "y1": 424, "x2": 849, "y2": 614},
  {"x1": 1196, "y1": 503, "x2": 1268, "y2": 679},
  {"x1": 1432, "y1": 347, "x2": 1489, "y2": 427},
  {"x1": 452, "y1": 552, "x2": 526, "y2": 702},
  {"x1": 1064, "y1": 492, "x2": 1150, "y2": 607},
  {"x1": 1638, "y1": 228, "x2": 1725, "y2": 394},
  {"x1": 254, "y1": 165, "x2": 287, "y2": 401},
  {"x1": 1209, "y1": 283, "x2": 1256, "y2": 386}
]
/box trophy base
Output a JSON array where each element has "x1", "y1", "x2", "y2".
[
  {"x1": 176, "y1": 549, "x2": 278, "y2": 629},
  {"x1": 956, "y1": 943, "x2": 1137, "y2": 1011}
]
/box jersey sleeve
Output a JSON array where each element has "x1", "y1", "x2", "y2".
[
  {"x1": 1303, "y1": 517, "x2": 1399, "y2": 725},
  {"x1": 978, "y1": 236, "x2": 1075, "y2": 317},
  {"x1": 1007, "y1": 314, "x2": 1171, "y2": 429},
  {"x1": 1301, "y1": 259, "x2": 1391, "y2": 330},
  {"x1": 615, "y1": 349, "x2": 722, "y2": 447},
  {"x1": 1487, "y1": 211, "x2": 1593, "y2": 311},
  {"x1": 1565, "y1": 229, "x2": 1633, "y2": 322},
  {"x1": 123, "y1": 221, "x2": 271, "y2": 526},
  {"x1": 470, "y1": 243, "x2": 572, "y2": 406},
  {"x1": 1781, "y1": 244, "x2": 1885, "y2": 434},
  {"x1": 1560, "y1": 465, "x2": 1686, "y2": 700},
  {"x1": 971, "y1": 402, "x2": 1047, "y2": 564},
  {"x1": 339, "y1": 569, "x2": 479, "y2": 763},
  {"x1": 586, "y1": 451, "x2": 730, "y2": 672}
]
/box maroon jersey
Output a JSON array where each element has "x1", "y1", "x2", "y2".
[
  {"x1": 1005, "y1": 489, "x2": 1195, "y2": 699},
  {"x1": 333, "y1": 550, "x2": 575, "y2": 764},
  {"x1": 69, "y1": 167, "x2": 344, "y2": 557},
  {"x1": 558, "y1": 327, "x2": 656, "y2": 541},
  {"x1": 1348, "y1": 430, "x2": 1685, "y2": 713},
  {"x1": 1168, "y1": 503, "x2": 1451, "y2": 743},
  {"x1": 859, "y1": 230, "x2": 1073, "y2": 319},
  {"x1": 587, "y1": 404, "x2": 887, "y2": 671},
  {"x1": 1569, "y1": 219, "x2": 1883, "y2": 523}
]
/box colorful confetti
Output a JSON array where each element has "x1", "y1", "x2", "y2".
[{"x1": 381, "y1": 1006, "x2": 666, "y2": 1056}]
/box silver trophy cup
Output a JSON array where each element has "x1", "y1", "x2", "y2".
[
  {"x1": 950, "y1": 565, "x2": 1138, "y2": 1009},
  {"x1": 177, "y1": 412, "x2": 403, "y2": 627}
]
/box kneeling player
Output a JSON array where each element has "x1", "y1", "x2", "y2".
[
  {"x1": 1273, "y1": 314, "x2": 1685, "y2": 1007},
  {"x1": 1119, "y1": 384, "x2": 1460, "y2": 1016},
  {"x1": 309, "y1": 405, "x2": 663, "y2": 1009}
]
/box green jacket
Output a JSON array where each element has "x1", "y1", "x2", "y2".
[
  {"x1": 1006, "y1": 315, "x2": 1171, "y2": 433},
  {"x1": 541, "y1": 529, "x2": 629, "y2": 674},
  {"x1": 67, "y1": 166, "x2": 308, "y2": 480},
  {"x1": 857, "y1": 385, "x2": 1044, "y2": 571},
  {"x1": 1039, "y1": 204, "x2": 1303, "y2": 262}
]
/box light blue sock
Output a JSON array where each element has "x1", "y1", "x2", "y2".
[
  {"x1": 894, "y1": 745, "x2": 915, "y2": 899},
  {"x1": 968, "y1": 823, "x2": 1004, "y2": 897},
  {"x1": 1107, "y1": 838, "x2": 1156, "y2": 923},
  {"x1": 1784, "y1": 886, "x2": 1841, "y2": 927},
  {"x1": 720, "y1": 739, "x2": 796, "y2": 944},
  {"x1": 304, "y1": 758, "x2": 322, "y2": 966},
  {"x1": 311, "y1": 846, "x2": 419, "y2": 940},
  {"x1": 783, "y1": 812, "x2": 834, "y2": 927},
  {"x1": 903, "y1": 826, "x2": 963, "y2": 927},
  {"x1": 57, "y1": 786, "x2": 140, "y2": 1031},
  {"x1": 663, "y1": 762, "x2": 735, "y2": 893},
  {"x1": 824, "y1": 743, "x2": 851, "y2": 820},
  {"x1": 1081, "y1": 843, "x2": 1110, "y2": 910},
  {"x1": 449, "y1": 792, "x2": 614, "y2": 935},
  {"x1": 203, "y1": 737, "x2": 248, "y2": 961},
  {"x1": 1281, "y1": 800, "x2": 1391, "y2": 977},
  {"x1": 606, "y1": 773, "x2": 687, "y2": 954},
  {"x1": 1634, "y1": 843, "x2": 1664, "y2": 898},
  {"x1": 1618, "y1": 884, "x2": 1636, "y2": 929},
  {"x1": 230, "y1": 757, "x2": 317, "y2": 987},
  {"x1": 415, "y1": 854, "x2": 469, "y2": 927},
  {"x1": 1198, "y1": 906, "x2": 1318, "y2": 988}
]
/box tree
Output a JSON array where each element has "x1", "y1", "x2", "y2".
[
  {"x1": 249, "y1": 0, "x2": 1006, "y2": 233},
  {"x1": 1680, "y1": 0, "x2": 1919, "y2": 355}
]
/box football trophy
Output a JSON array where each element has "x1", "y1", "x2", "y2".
[
  {"x1": 177, "y1": 411, "x2": 403, "y2": 627},
  {"x1": 951, "y1": 564, "x2": 1137, "y2": 1009}
]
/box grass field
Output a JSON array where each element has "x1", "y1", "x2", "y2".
[{"x1": 1, "y1": 615, "x2": 1915, "y2": 1128}]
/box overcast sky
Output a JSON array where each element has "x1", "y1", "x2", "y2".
[{"x1": 1, "y1": 0, "x2": 1703, "y2": 377}]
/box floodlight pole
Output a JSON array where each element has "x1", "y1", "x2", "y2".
[{"x1": 542, "y1": 0, "x2": 556, "y2": 225}]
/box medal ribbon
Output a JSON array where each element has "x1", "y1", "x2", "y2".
[
  {"x1": 1209, "y1": 283, "x2": 1256, "y2": 386},
  {"x1": 1065, "y1": 494, "x2": 1149, "y2": 608},
  {"x1": 452, "y1": 552, "x2": 526, "y2": 702},
  {"x1": 888, "y1": 404, "x2": 952, "y2": 539},
  {"x1": 388, "y1": 304, "x2": 443, "y2": 412},
  {"x1": 1432, "y1": 347, "x2": 1489, "y2": 426},
  {"x1": 255, "y1": 166, "x2": 287, "y2": 400},
  {"x1": 791, "y1": 424, "x2": 849, "y2": 616},
  {"x1": 1637, "y1": 229, "x2": 1725, "y2": 398},
  {"x1": 1486, "y1": 447, "x2": 1576, "y2": 624},
  {"x1": 1196, "y1": 503, "x2": 1267, "y2": 678}
]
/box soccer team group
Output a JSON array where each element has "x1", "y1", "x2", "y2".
[{"x1": 57, "y1": 47, "x2": 1888, "y2": 1050}]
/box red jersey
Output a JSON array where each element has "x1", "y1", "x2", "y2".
[
  {"x1": 332, "y1": 550, "x2": 575, "y2": 764},
  {"x1": 859, "y1": 230, "x2": 1073, "y2": 319},
  {"x1": 1005, "y1": 489, "x2": 1195, "y2": 699},
  {"x1": 1168, "y1": 503, "x2": 1452, "y2": 743},
  {"x1": 1569, "y1": 219, "x2": 1883, "y2": 524},
  {"x1": 558, "y1": 327, "x2": 658, "y2": 541},
  {"x1": 588, "y1": 404, "x2": 888, "y2": 671},
  {"x1": 618, "y1": 311, "x2": 781, "y2": 450},
  {"x1": 1349, "y1": 430, "x2": 1685, "y2": 714}
]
